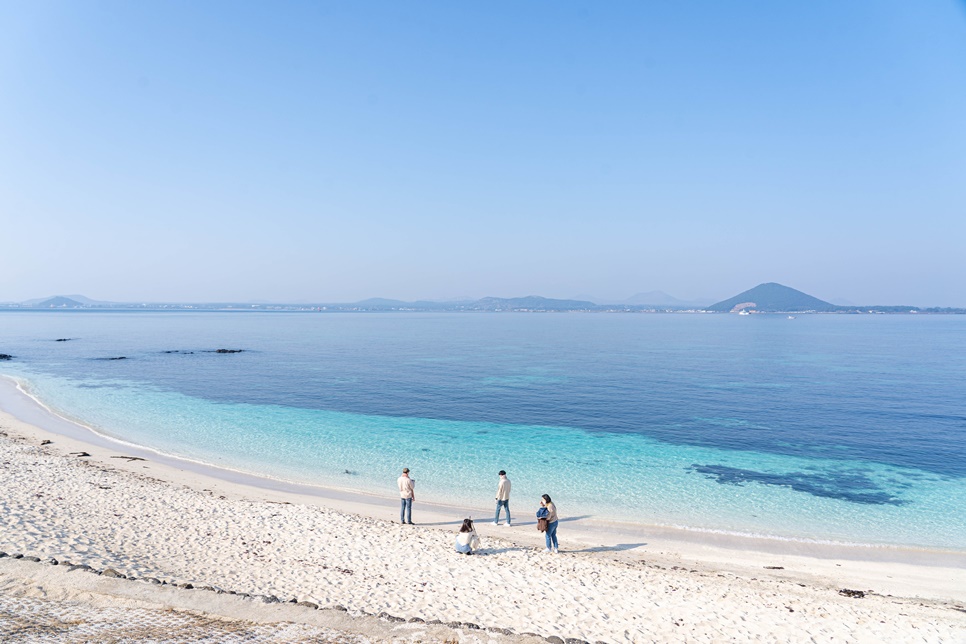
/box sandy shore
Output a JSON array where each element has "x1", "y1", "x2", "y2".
[{"x1": 1, "y1": 382, "x2": 965, "y2": 642}]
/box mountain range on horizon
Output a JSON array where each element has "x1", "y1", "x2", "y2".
[{"x1": 2, "y1": 283, "x2": 954, "y2": 312}]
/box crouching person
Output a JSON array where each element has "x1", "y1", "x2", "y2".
[{"x1": 455, "y1": 518, "x2": 481, "y2": 555}]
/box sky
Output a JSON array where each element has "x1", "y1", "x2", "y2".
[{"x1": 1, "y1": 1, "x2": 965, "y2": 306}]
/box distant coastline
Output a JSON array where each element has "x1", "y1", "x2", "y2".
[
  {"x1": 2, "y1": 283, "x2": 963, "y2": 313},
  {"x1": 1, "y1": 303, "x2": 963, "y2": 314}
]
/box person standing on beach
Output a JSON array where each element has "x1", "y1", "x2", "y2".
[
  {"x1": 493, "y1": 470, "x2": 511, "y2": 526},
  {"x1": 539, "y1": 494, "x2": 559, "y2": 553},
  {"x1": 398, "y1": 467, "x2": 415, "y2": 524}
]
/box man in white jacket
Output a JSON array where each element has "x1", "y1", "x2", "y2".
[{"x1": 493, "y1": 470, "x2": 511, "y2": 526}]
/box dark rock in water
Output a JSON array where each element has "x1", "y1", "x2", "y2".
[
  {"x1": 839, "y1": 588, "x2": 866, "y2": 598},
  {"x1": 426, "y1": 619, "x2": 443, "y2": 625},
  {"x1": 487, "y1": 627, "x2": 514, "y2": 635},
  {"x1": 24, "y1": 556, "x2": 41, "y2": 562},
  {"x1": 462, "y1": 622, "x2": 480, "y2": 630},
  {"x1": 12, "y1": 554, "x2": 23, "y2": 559},
  {"x1": 0, "y1": 552, "x2": 6, "y2": 558},
  {"x1": 67, "y1": 564, "x2": 91, "y2": 572},
  {"x1": 198, "y1": 585, "x2": 215, "y2": 592},
  {"x1": 0, "y1": 354, "x2": 13, "y2": 360},
  {"x1": 764, "y1": 566, "x2": 785, "y2": 570},
  {"x1": 179, "y1": 583, "x2": 194, "y2": 589},
  {"x1": 101, "y1": 568, "x2": 123, "y2": 578},
  {"x1": 297, "y1": 601, "x2": 319, "y2": 609},
  {"x1": 446, "y1": 621, "x2": 463, "y2": 629},
  {"x1": 546, "y1": 637, "x2": 565, "y2": 644},
  {"x1": 565, "y1": 638, "x2": 589, "y2": 644},
  {"x1": 95, "y1": 356, "x2": 127, "y2": 361},
  {"x1": 41, "y1": 440, "x2": 52, "y2": 445},
  {"x1": 408, "y1": 617, "x2": 425, "y2": 623},
  {"x1": 55, "y1": 338, "x2": 73, "y2": 342},
  {"x1": 259, "y1": 595, "x2": 280, "y2": 604},
  {"x1": 70, "y1": 452, "x2": 91, "y2": 457},
  {"x1": 207, "y1": 349, "x2": 244, "y2": 354},
  {"x1": 45, "y1": 558, "x2": 59, "y2": 565}
]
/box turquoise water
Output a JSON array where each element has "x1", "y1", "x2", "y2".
[{"x1": 1, "y1": 311, "x2": 964, "y2": 549}]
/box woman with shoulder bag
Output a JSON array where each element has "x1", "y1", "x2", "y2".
[{"x1": 537, "y1": 494, "x2": 558, "y2": 553}]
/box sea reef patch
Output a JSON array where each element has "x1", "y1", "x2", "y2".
[{"x1": 689, "y1": 464, "x2": 906, "y2": 506}]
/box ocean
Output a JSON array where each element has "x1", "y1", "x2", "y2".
[{"x1": 1, "y1": 310, "x2": 964, "y2": 550}]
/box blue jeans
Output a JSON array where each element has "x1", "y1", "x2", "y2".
[
  {"x1": 545, "y1": 520, "x2": 558, "y2": 550},
  {"x1": 495, "y1": 499, "x2": 510, "y2": 524},
  {"x1": 400, "y1": 497, "x2": 412, "y2": 523}
]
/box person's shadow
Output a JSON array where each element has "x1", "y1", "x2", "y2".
[
  {"x1": 558, "y1": 515, "x2": 592, "y2": 523},
  {"x1": 477, "y1": 542, "x2": 646, "y2": 555},
  {"x1": 474, "y1": 546, "x2": 531, "y2": 555},
  {"x1": 565, "y1": 542, "x2": 647, "y2": 553}
]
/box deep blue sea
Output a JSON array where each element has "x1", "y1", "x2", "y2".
[{"x1": 2, "y1": 311, "x2": 964, "y2": 549}]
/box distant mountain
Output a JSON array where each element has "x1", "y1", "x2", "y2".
[
  {"x1": 707, "y1": 283, "x2": 838, "y2": 312},
  {"x1": 32, "y1": 296, "x2": 86, "y2": 308},
  {"x1": 21, "y1": 294, "x2": 107, "y2": 306}
]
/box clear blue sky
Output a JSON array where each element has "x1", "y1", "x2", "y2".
[{"x1": 2, "y1": 1, "x2": 964, "y2": 305}]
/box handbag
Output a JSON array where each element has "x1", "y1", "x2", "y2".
[{"x1": 537, "y1": 517, "x2": 549, "y2": 532}]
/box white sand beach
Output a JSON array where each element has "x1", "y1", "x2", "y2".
[{"x1": 1, "y1": 386, "x2": 965, "y2": 642}]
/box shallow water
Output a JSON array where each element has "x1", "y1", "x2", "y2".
[{"x1": 1, "y1": 310, "x2": 964, "y2": 549}]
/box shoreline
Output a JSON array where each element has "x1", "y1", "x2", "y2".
[
  {"x1": 0, "y1": 381, "x2": 964, "y2": 640},
  {"x1": 2, "y1": 374, "x2": 963, "y2": 566}
]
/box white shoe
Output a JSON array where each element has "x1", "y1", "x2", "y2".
[
  {"x1": 552, "y1": 547, "x2": 558, "y2": 554},
  {"x1": 505, "y1": 522, "x2": 511, "y2": 527},
  {"x1": 543, "y1": 548, "x2": 551, "y2": 553},
  {"x1": 492, "y1": 521, "x2": 499, "y2": 525}
]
